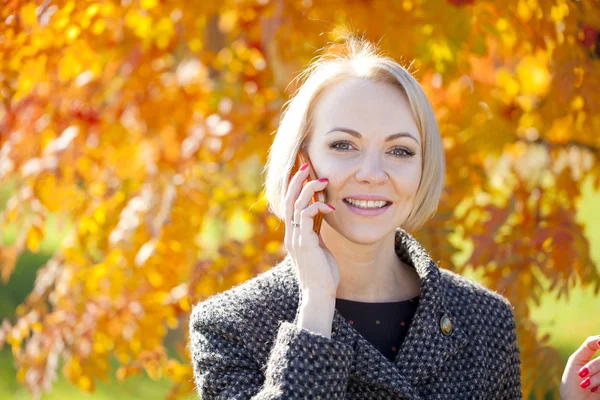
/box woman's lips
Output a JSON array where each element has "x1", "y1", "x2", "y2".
[{"x1": 343, "y1": 200, "x2": 392, "y2": 216}]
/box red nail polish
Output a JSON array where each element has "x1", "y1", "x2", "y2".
[
  {"x1": 581, "y1": 377, "x2": 591, "y2": 389},
  {"x1": 591, "y1": 386, "x2": 598, "y2": 393},
  {"x1": 597, "y1": 339, "x2": 600, "y2": 347},
  {"x1": 300, "y1": 163, "x2": 309, "y2": 171},
  {"x1": 318, "y1": 178, "x2": 328, "y2": 182},
  {"x1": 327, "y1": 204, "x2": 336, "y2": 210},
  {"x1": 579, "y1": 367, "x2": 589, "y2": 378}
]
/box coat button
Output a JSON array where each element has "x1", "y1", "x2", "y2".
[{"x1": 440, "y1": 314, "x2": 453, "y2": 336}]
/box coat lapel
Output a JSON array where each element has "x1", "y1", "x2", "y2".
[{"x1": 287, "y1": 228, "x2": 469, "y2": 399}]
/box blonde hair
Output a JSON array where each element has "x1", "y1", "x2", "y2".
[{"x1": 261, "y1": 33, "x2": 445, "y2": 233}]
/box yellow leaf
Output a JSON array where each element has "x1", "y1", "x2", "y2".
[
  {"x1": 166, "y1": 316, "x2": 179, "y2": 329},
  {"x1": 90, "y1": 182, "x2": 106, "y2": 197},
  {"x1": 130, "y1": 338, "x2": 141, "y2": 354},
  {"x1": 547, "y1": 115, "x2": 573, "y2": 144},
  {"x1": 516, "y1": 0, "x2": 532, "y2": 22},
  {"x1": 32, "y1": 322, "x2": 43, "y2": 332},
  {"x1": 116, "y1": 352, "x2": 130, "y2": 364},
  {"x1": 218, "y1": 10, "x2": 238, "y2": 33},
  {"x1": 144, "y1": 362, "x2": 162, "y2": 380},
  {"x1": 188, "y1": 38, "x2": 203, "y2": 52},
  {"x1": 516, "y1": 55, "x2": 550, "y2": 96},
  {"x1": 178, "y1": 296, "x2": 191, "y2": 312},
  {"x1": 16, "y1": 367, "x2": 27, "y2": 383},
  {"x1": 550, "y1": 0, "x2": 569, "y2": 23},
  {"x1": 20, "y1": 3, "x2": 38, "y2": 28},
  {"x1": 93, "y1": 206, "x2": 106, "y2": 225},
  {"x1": 36, "y1": 174, "x2": 62, "y2": 212},
  {"x1": 265, "y1": 240, "x2": 282, "y2": 254},
  {"x1": 58, "y1": 52, "x2": 84, "y2": 83},
  {"x1": 86, "y1": 4, "x2": 100, "y2": 18},
  {"x1": 571, "y1": 96, "x2": 584, "y2": 111},
  {"x1": 91, "y1": 19, "x2": 106, "y2": 35},
  {"x1": 141, "y1": 0, "x2": 159, "y2": 10},
  {"x1": 125, "y1": 10, "x2": 153, "y2": 38},
  {"x1": 147, "y1": 269, "x2": 164, "y2": 288},
  {"x1": 26, "y1": 223, "x2": 44, "y2": 253},
  {"x1": 168, "y1": 240, "x2": 182, "y2": 253},
  {"x1": 65, "y1": 25, "x2": 81, "y2": 43},
  {"x1": 496, "y1": 69, "x2": 520, "y2": 99},
  {"x1": 116, "y1": 367, "x2": 127, "y2": 381},
  {"x1": 78, "y1": 375, "x2": 93, "y2": 392},
  {"x1": 65, "y1": 357, "x2": 83, "y2": 379}
]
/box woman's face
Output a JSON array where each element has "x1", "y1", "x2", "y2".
[{"x1": 306, "y1": 77, "x2": 422, "y2": 243}]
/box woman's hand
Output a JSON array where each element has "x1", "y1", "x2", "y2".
[
  {"x1": 560, "y1": 335, "x2": 600, "y2": 399},
  {"x1": 284, "y1": 162, "x2": 339, "y2": 300}
]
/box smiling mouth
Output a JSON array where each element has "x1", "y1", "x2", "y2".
[{"x1": 342, "y1": 199, "x2": 393, "y2": 209}]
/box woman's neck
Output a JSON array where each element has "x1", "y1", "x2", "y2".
[{"x1": 320, "y1": 224, "x2": 422, "y2": 303}]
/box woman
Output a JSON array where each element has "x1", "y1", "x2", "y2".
[{"x1": 189, "y1": 34, "x2": 522, "y2": 398}]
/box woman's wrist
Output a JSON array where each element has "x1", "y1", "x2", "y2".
[{"x1": 297, "y1": 294, "x2": 336, "y2": 339}]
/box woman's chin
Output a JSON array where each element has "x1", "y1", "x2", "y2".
[{"x1": 325, "y1": 222, "x2": 393, "y2": 244}]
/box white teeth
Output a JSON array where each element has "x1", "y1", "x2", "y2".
[{"x1": 345, "y1": 199, "x2": 389, "y2": 209}]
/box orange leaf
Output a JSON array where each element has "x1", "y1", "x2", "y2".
[{"x1": 0, "y1": 246, "x2": 18, "y2": 283}]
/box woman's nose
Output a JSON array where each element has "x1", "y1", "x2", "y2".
[{"x1": 354, "y1": 156, "x2": 388, "y2": 184}]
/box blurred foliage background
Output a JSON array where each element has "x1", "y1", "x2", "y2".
[{"x1": 1, "y1": 0, "x2": 600, "y2": 399}]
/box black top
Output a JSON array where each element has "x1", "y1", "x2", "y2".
[{"x1": 334, "y1": 295, "x2": 420, "y2": 362}]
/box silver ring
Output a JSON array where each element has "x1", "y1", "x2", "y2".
[{"x1": 291, "y1": 221, "x2": 300, "y2": 228}]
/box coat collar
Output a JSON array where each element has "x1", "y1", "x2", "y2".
[{"x1": 283, "y1": 227, "x2": 469, "y2": 399}]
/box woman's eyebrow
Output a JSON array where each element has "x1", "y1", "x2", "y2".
[{"x1": 326, "y1": 127, "x2": 420, "y2": 145}]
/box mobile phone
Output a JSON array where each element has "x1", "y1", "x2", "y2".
[{"x1": 293, "y1": 150, "x2": 326, "y2": 235}]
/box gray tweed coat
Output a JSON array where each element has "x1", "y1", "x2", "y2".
[{"x1": 189, "y1": 228, "x2": 522, "y2": 399}]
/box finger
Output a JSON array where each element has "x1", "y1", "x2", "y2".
[
  {"x1": 296, "y1": 202, "x2": 335, "y2": 247},
  {"x1": 293, "y1": 178, "x2": 329, "y2": 219},
  {"x1": 578, "y1": 350, "x2": 600, "y2": 379},
  {"x1": 293, "y1": 179, "x2": 328, "y2": 244},
  {"x1": 580, "y1": 373, "x2": 599, "y2": 392},
  {"x1": 571, "y1": 335, "x2": 600, "y2": 365},
  {"x1": 284, "y1": 163, "x2": 311, "y2": 244}
]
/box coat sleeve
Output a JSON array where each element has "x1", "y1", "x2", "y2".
[
  {"x1": 189, "y1": 301, "x2": 355, "y2": 399},
  {"x1": 498, "y1": 303, "x2": 523, "y2": 400}
]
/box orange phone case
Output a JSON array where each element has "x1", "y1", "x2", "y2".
[{"x1": 294, "y1": 151, "x2": 326, "y2": 235}]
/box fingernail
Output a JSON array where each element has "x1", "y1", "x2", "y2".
[
  {"x1": 597, "y1": 339, "x2": 600, "y2": 347},
  {"x1": 300, "y1": 163, "x2": 309, "y2": 171},
  {"x1": 581, "y1": 377, "x2": 591, "y2": 389},
  {"x1": 327, "y1": 204, "x2": 336, "y2": 210},
  {"x1": 592, "y1": 386, "x2": 598, "y2": 393},
  {"x1": 318, "y1": 178, "x2": 329, "y2": 182},
  {"x1": 578, "y1": 367, "x2": 589, "y2": 378}
]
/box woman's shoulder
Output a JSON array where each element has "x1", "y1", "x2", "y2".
[
  {"x1": 190, "y1": 256, "x2": 297, "y2": 326},
  {"x1": 438, "y1": 267, "x2": 516, "y2": 324}
]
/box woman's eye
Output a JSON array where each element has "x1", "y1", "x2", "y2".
[
  {"x1": 328, "y1": 141, "x2": 414, "y2": 158},
  {"x1": 391, "y1": 148, "x2": 415, "y2": 158},
  {"x1": 330, "y1": 141, "x2": 353, "y2": 151}
]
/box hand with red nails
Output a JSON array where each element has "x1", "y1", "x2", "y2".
[
  {"x1": 560, "y1": 335, "x2": 600, "y2": 399},
  {"x1": 284, "y1": 163, "x2": 339, "y2": 337}
]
